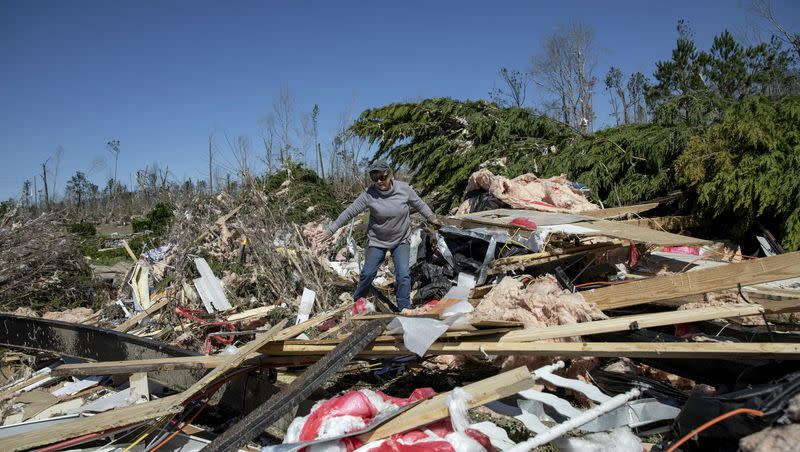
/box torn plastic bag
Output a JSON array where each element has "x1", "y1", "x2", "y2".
[
  {"x1": 557, "y1": 427, "x2": 642, "y2": 452},
  {"x1": 386, "y1": 316, "x2": 449, "y2": 357},
  {"x1": 671, "y1": 369, "x2": 800, "y2": 450}
]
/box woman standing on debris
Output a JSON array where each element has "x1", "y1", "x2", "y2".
[{"x1": 312, "y1": 161, "x2": 440, "y2": 310}]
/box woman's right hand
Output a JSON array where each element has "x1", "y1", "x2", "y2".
[{"x1": 311, "y1": 230, "x2": 332, "y2": 244}]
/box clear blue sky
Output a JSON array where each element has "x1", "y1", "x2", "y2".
[{"x1": 1, "y1": 0, "x2": 797, "y2": 200}]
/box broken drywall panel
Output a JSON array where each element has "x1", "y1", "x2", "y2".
[{"x1": 193, "y1": 257, "x2": 232, "y2": 312}]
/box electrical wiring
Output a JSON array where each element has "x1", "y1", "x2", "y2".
[
  {"x1": 145, "y1": 363, "x2": 268, "y2": 451},
  {"x1": 665, "y1": 408, "x2": 764, "y2": 452},
  {"x1": 33, "y1": 423, "x2": 143, "y2": 452}
]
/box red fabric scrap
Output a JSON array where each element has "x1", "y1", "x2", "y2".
[
  {"x1": 509, "y1": 218, "x2": 538, "y2": 230},
  {"x1": 352, "y1": 297, "x2": 369, "y2": 315},
  {"x1": 661, "y1": 246, "x2": 700, "y2": 256}
]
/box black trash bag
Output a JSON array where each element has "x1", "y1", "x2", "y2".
[
  {"x1": 464, "y1": 189, "x2": 507, "y2": 213},
  {"x1": 670, "y1": 368, "x2": 800, "y2": 451},
  {"x1": 411, "y1": 262, "x2": 455, "y2": 304}
]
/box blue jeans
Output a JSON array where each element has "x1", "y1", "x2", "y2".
[{"x1": 353, "y1": 243, "x2": 411, "y2": 310}]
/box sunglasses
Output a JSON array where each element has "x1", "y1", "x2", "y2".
[{"x1": 370, "y1": 172, "x2": 390, "y2": 182}]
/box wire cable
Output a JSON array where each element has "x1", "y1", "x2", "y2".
[{"x1": 665, "y1": 408, "x2": 764, "y2": 452}]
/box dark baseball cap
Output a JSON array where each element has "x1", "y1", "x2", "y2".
[{"x1": 368, "y1": 160, "x2": 391, "y2": 173}]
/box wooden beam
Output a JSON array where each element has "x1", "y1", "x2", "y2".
[
  {"x1": 357, "y1": 366, "x2": 535, "y2": 443},
  {"x1": 488, "y1": 242, "x2": 621, "y2": 268},
  {"x1": 50, "y1": 354, "x2": 312, "y2": 377},
  {"x1": 581, "y1": 252, "x2": 800, "y2": 310},
  {"x1": 570, "y1": 218, "x2": 710, "y2": 246},
  {"x1": 498, "y1": 304, "x2": 766, "y2": 342},
  {"x1": 0, "y1": 393, "x2": 185, "y2": 451},
  {"x1": 578, "y1": 202, "x2": 659, "y2": 219},
  {"x1": 129, "y1": 372, "x2": 149, "y2": 403},
  {"x1": 121, "y1": 239, "x2": 137, "y2": 262},
  {"x1": 114, "y1": 292, "x2": 173, "y2": 333},
  {"x1": 260, "y1": 340, "x2": 800, "y2": 359}
]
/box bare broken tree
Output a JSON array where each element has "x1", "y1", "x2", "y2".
[
  {"x1": 274, "y1": 86, "x2": 296, "y2": 165},
  {"x1": 750, "y1": 0, "x2": 800, "y2": 58},
  {"x1": 489, "y1": 67, "x2": 529, "y2": 108},
  {"x1": 530, "y1": 23, "x2": 598, "y2": 132}
]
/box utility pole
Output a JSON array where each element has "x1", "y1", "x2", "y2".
[
  {"x1": 208, "y1": 134, "x2": 213, "y2": 195},
  {"x1": 41, "y1": 158, "x2": 50, "y2": 211},
  {"x1": 106, "y1": 139, "x2": 120, "y2": 188},
  {"x1": 33, "y1": 175, "x2": 38, "y2": 210}
]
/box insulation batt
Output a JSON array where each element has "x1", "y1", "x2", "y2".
[
  {"x1": 456, "y1": 169, "x2": 598, "y2": 214},
  {"x1": 284, "y1": 388, "x2": 443, "y2": 451},
  {"x1": 469, "y1": 275, "x2": 607, "y2": 370},
  {"x1": 354, "y1": 419, "x2": 492, "y2": 452}
]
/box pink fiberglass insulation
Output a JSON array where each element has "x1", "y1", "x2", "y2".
[
  {"x1": 456, "y1": 169, "x2": 598, "y2": 214},
  {"x1": 469, "y1": 275, "x2": 606, "y2": 330},
  {"x1": 468, "y1": 274, "x2": 607, "y2": 370}
]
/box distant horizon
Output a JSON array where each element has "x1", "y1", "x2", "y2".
[{"x1": 2, "y1": 0, "x2": 798, "y2": 201}]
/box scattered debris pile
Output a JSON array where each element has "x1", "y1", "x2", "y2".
[{"x1": 0, "y1": 168, "x2": 799, "y2": 451}]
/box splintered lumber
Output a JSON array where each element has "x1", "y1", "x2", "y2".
[
  {"x1": 358, "y1": 366, "x2": 535, "y2": 443},
  {"x1": 114, "y1": 292, "x2": 173, "y2": 333},
  {"x1": 122, "y1": 239, "x2": 138, "y2": 262},
  {"x1": 569, "y1": 218, "x2": 710, "y2": 246},
  {"x1": 498, "y1": 303, "x2": 766, "y2": 342},
  {"x1": 51, "y1": 355, "x2": 315, "y2": 377},
  {"x1": 447, "y1": 208, "x2": 708, "y2": 245},
  {"x1": 0, "y1": 393, "x2": 185, "y2": 451},
  {"x1": 578, "y1": 202, "x2": 659, "y2": 219},
  {"x1": 226, "y1": 305, "x2": 278, "y2": 322},
  {"x1": 259, "y1": 340, "x2": 800, "y2": 359},
  {"x1": 2, "y1": 320, "x2": 289, "y2": 451},
  {"x1": 582, "y1": 252, "x2": 800, "y2": 310},
  {"x1": 129, "y1": 372, "x2": 149, "y2": 403},
  {"x1": 488, "y1": 242, "x2": 621, "y2": 269},
  {"x1": 54, "y1": 307, "x2": 352, "y2": 378}
]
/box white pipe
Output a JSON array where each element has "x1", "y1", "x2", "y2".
[
  {"x1": 507, "y1": 388, "x2": 642, "y2": 451},
  {"x1": 531, "y1": 360, "x2": 565, "y2": 379}
]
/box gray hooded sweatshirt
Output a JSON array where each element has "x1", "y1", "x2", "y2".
[{"x1": 325, "y1": 180, "x2": 435, "y2": 248}]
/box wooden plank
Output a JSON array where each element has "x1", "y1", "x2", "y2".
[
  {"x1": 582, "y1": 252, "x2": 800, "y2": 310},
  {"x1": 452, "y1": 209, "x2": 591, "y2": 226},
  {"x1": 498, "y1": 304, "x2": 766, "y2": 342},
  {"x1": 122, "y1": 239, "x2": 138, "y2": 262},
  {"x1": 357, "y1": 366, "x2": 535, "y2": 443},
  {"x1": 570, "y1": 218, "x2": 710, "y2": 246},
  {"x1": 227, "y1": 305, "x2": 278, "y2": 322},
  {"x1": 0, "y1": 394, "x2": 184, "y2": 451},
  {"x1": 486, "y1": 246, "x2": 619, "y2": 276},
  {"x1": 50, "y1": 354, "x2": 313, "y2": 377},
  {"x1": 578, "y1": 202, "x2": 659, "y2": 219},
  {"x1": 129, "y1": 372, "x2": 149, "y2": 403},
  {"x1": 114, "y1": 292, "x2": 173, "y2": 333},
  {"x1": 488, "y1": 242, "x2": 621, "y2": 268},
  {"x1": 260, "y1": 340, "x2": 800, "y2": 359}
]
